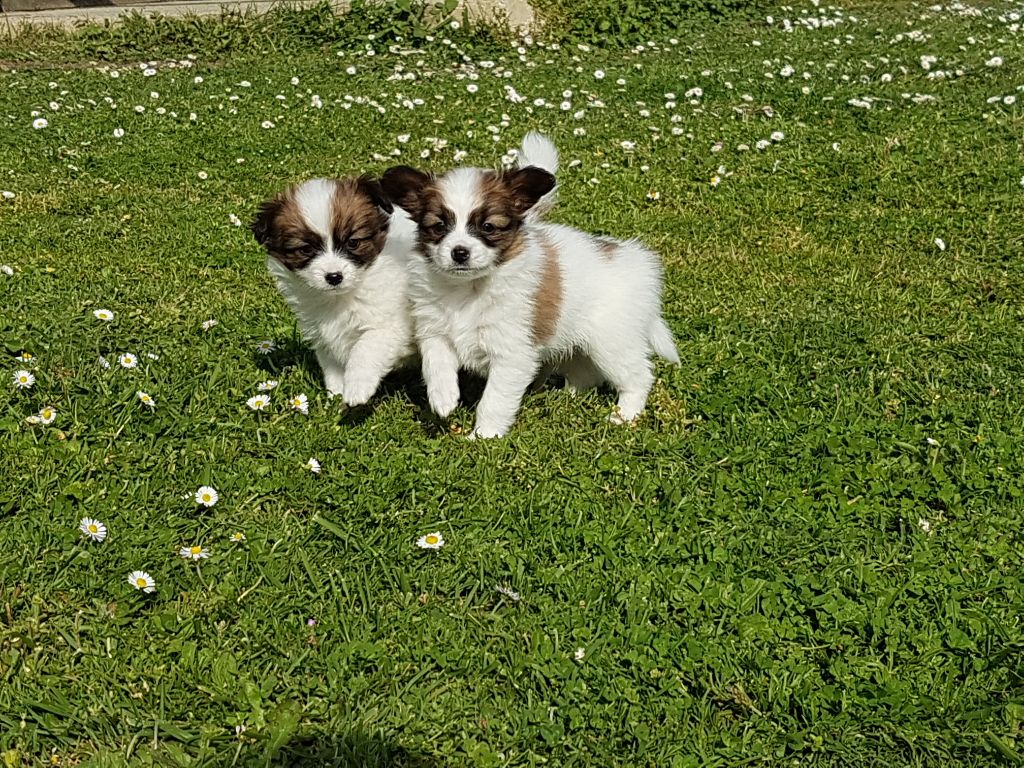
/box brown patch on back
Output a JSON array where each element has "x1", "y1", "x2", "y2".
[
  {"x1": 531, "y1": 233, "x2": 563, "y2": 345},
  {"x1": 471, "y1": 171, "x2": 527, "y2": 265},
  {"x1": 595, "y1": 237, "x2": 620, "y2": 260}
]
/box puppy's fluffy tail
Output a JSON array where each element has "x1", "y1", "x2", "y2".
[
  {"x1": 517, "y1": 132, "x2": 558, "y2": 218},
  {"x1": 650, "y1": 317, "x2": 680, "y2": 364}
]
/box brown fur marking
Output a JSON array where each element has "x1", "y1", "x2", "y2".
[
  {"x1": 532, "y1": 233, "x2": 563, "y2": 345},
  {"x1": 253, "y1": 179, "x2": 389, "y2": 271},
  {"x1": 472, "y1": 171, "x2": 527, "y2": 265},
  {"x1": 595, "y1": 237, "x2": 619, "y2": 260}
]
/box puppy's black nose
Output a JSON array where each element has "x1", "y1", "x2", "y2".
[
  {"x1": 324, "y1": 272, "x2": 343, "y2": 286},
  {"x1": 451, "y1": 246, "x2": 470, "y2": 265}
]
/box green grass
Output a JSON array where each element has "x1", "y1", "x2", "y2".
[{"x1": 2, "y1": 2, "x2": 1024, "y2": 766}]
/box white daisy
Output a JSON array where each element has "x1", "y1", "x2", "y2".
[
  {"x1": 770, "y1": 130, "x2": 785, "y2": 142},
  {"x1": 113, "y1": 128, "x2": 125, "y2": 138},
  {"x1": 93, "y1": 308, "x2": 115, "y2": 321},
  {"x1": 710, "y1": 174, "x2": 722, "y2": 187},
  {"x1": 79, "y1": 517, "x2": 107, "y2": 542},
  {"x1": 255, "y1": 340, "x2": 276, "y2": 354},
  {"x1": 228, "y1": 214, "x2": 242, "y2": 227},
  {"x1": 12, "y1": 370, "x2": 34, "y2": 389},
  {"x1": 934, "y1": 237, "x2": 946, "y2": 251},
  {"x1": 179, "y1": 545, "x2": 210, "y2": 560},
  {"x1": 195, "y1": 486, "x2": 219, "y2": 507},
  {"x1": 15, "y1": 352, "x2": 32, "y2": 363},
  {"x1": 573, "y1": 647, "x2": 586, "y2": 661},
  {"x1": 25, "y1": 415, "x2": 41, "y2": 425},
  {"x1": 1, "y1": 192, "x2": 14, "y2": 200},
  {"x1": 918, "y1": 518, "x2": 933, "y2": 534},
  {"x1": 230, "y1": 531, "x2": 246, "y2": 543},
  {"x1": 261, "y1": 120, "x2": 275, "y2": 129},
  {"x1": 247, "y1": 394, "x2": 270, "y2": 411},
  {"x1": 37, "y1": 406, "x2": 57, "y2": 425},
  {"x1": 136, "y1": 391, "x2": 156, "y2": 408},
  {"x1": 496, "y1": 585, "x2": 521, "y2": 602},
  {"x1": 201, "y1": 319, "x2": 218, "y2": 330},
  {"x1": 594, "y1": 69, "x2": 605, "y2": 80},
  {"x1": 33, "y1": 117, "x2": 48, "y2": 129},
  {"x1": 416, "y1": 531, "x2": 445, "y2": 549},
  {"x1": 257, "y1": 380, "x2": 279, "y2": 391},
  {"x1": 119, "y1": 353, "x2": 138, "y2": 369},
  {"x1": 306, "y1": 457, "x2": 321, "y2": 474},
  {"x1": 756, "y1": 139, "x2": 770, "y2": 150},
  {"x1": 289, "y1": 393, "x2": 309, "y2": 415},
  {"x1": 0, "y1": 265, "x2": 12, "y2": 276},
  {"x1": 128, "y1": 570, "x2": 156, "y2": 593},
  {"x1": 98, "y1": 355, "x2": 111, "y2": 369},
  {"x1": 926, "y1": 437, "x2": 940, "y2": 447}
]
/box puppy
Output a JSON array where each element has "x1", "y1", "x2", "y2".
[
  {"x1": 251, "y1": 176, "x2": 417, "y2": 406},
  {"x1": 380, "y1": 135, "x2": 679, "y2": 438}
]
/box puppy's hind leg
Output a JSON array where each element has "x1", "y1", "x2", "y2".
[
  {"x1": 560, "y1": 354, "x2": 604, "y2": 395},
  {"x1": 588, "y1": 347, "x2": 654, "y2": 424}
]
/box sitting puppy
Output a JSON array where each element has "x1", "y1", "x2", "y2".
[
  {"x1": 251, "y1": 176, "x2": 417, "y2": 406},
  {"x1": 380, "y1": 137, "x2": 679, "y2": 438}
]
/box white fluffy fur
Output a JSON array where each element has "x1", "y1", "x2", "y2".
[
  {"x1": 266, "y1": 186, "x2": 418, "y2": 406},
  {"x1": 405, "y1": 179, "x2": 679, "y2": 438}
]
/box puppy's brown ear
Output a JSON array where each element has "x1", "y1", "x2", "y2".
[
  {"x1": 504, "y1": 167, "x2": 556, "y2": 213},
  {"x1": 357, "y1": 175, "x2": 394, "y2": 215},
  {"x1": 380, "y1": 166, "x2": 433, "y2": 216},
  {"x1": 251, "y1": 196, "x2": 285, "y2": 247}
]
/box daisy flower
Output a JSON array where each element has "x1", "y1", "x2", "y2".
[
  {"x1": 573, "y1": 647, "x2": 586, "y2": 661},
  {"x1": 119, "y1": 353, "x2": 138, "y2": 369},
  {"x1": 0, "y1": 265, "x2": 13, "y2": 276},
  {"x1": 770, "y1": 130, "x2": 785, "y2": 142},
  {"x1": 93, "y1": 308, "x2": 115, "y2": 321},
  {"x1": 98, "y1": 355, "x2": 111, "y2": 369},
  {"x1": 416, "y1": 531, "x2": 445, "y2": 549},
  {"x1": 195, "y1": 486, "x2": 219, "y2": 507},
  {"x1": 228, "y1": 214, "x2": 242, "y2": 227},
  {"x1": 710, "y1": 174, "x2": 722, "y2": 187},
  {"x1": 496, "y1": 585, "x2": 521, "y2": 602},
  {"x1": 229, "y1": 531, "x2": 246, "y2": 543},
  {"x1": 128, "y1": 570, "x2": 156, "y2": 593},
  {"x1": 12, "y1": 370, "x2": 34, "y2": 389},
  {"x1": 179, "y1": 545, "x2": 210, "y2": 561},
  {"x1": 201, "y1": 319, "x2": 218, "y2": 330},
  {"x1": 918, "y1": 517, "x2": 933, "y2": 534},
  {"x1": 15, "y1": 352, "x2": 33, "y2": 363},
  {"x1": 257, "y1": 380, "x2": 279, "y2": 391},
  {"x1": 33, "y1": 117, "x2": 49, "y2": 129},
  {"x1": 37, "y1": 406, "x2": 57, "y2": 425},
  {"x1": 289, "y1": 393, "x2": 309, "y2": 415},
  {"x1": 255, "y1": 340, "x2": 276, "y2": 354},
  {"x1": 306, "y1": 457, "x2": 322, "y2": 474},
  {"x1": 113, "y1": 128, "x2": 125, "y2": 138},
  {"x1": 926, "y1": 437, "x2": 940, "y2": 447},
  {"x1": 136, "y1": 391, "x2": 156, "y2": 408},
  {"x1": 934, "y1": 237, "x2": 946, "y2": 251},
  {"x1": 594, "y1": 69, "x2": 605, "y2": 79},
  {"x1": 79, "y1": 517, "x2": 108, "y2": 542},
  {"x1": 246, "y1": 394, "x2": 270, "y2": 411}
]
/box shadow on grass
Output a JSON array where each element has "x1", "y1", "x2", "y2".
[{"x1": 265, "y1": 731, "x2": 441, "y2": 767}]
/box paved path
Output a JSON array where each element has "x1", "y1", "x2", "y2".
[{"x1": 1, "y1": 0, "x2": 531, "y2": 30}]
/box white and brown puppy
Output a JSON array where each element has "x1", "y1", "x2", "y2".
[
  {"x1": 251, "y1": 176, "x2": 417, "y2": 406},
  {"x1": 380, "y1": 144, "x2": 679, "y2": 438}
]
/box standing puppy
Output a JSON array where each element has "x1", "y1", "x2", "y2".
[
  {"x1": 380, "y1": 140, "x2": 679, "y2": 438},
  {"x1": 251, "y1": 176, "x2": 417, "y2": 406}
]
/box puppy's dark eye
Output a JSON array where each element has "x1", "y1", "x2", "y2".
[
  {"x1": 480, "y1": 222, "x2": 496, "y2": 235},
  {"x1": 429, "y1": 222, "x2": 447, "y2": 235},
  {"x1": 346, "y1": 237, "x2": 361, "y2": 250},
  {"x1": 292, "y1": 244, "x2": 317, "y2": 258}
]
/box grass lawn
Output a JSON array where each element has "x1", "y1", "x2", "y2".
[{"x1": 1, "y1": 1, "x2": 1024, "y2": 765}]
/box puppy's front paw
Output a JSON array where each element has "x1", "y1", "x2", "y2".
[
  {"x1": 468, "y1": 424, "x2": 507, "y2": 440},
  {"x1": 428, "y1": 381, "x2": 460, "y2": 418},
  {"x1": 323, "y1": 372, "x2": 346, "y2": 399},
  {"x1": 342, "y1": 371, "x2": 380, "y2": 407}
]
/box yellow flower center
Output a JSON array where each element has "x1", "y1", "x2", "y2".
[
  {"x1": 426, "y1": 535, "x2": 438, "y2": 545},
  {"x1": 191, "y1": 546, "x2": 202, "y2": 555},
  {"x1": 202, "y1": 494, "x2": 211, "y2": 502},
  {"x1": 42, "y1": 410, "x2": 52, "y2": 418},
  {"x1": 136, "y1": 578, "x2": 147, "y2": 587},
  {"x1": 88, "y1": 524, "x2": 98, "y2": 533}
]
